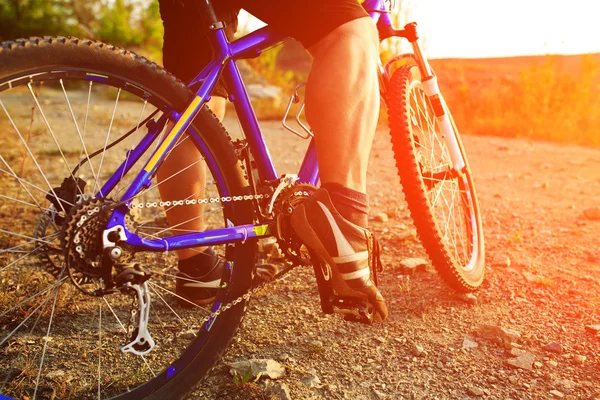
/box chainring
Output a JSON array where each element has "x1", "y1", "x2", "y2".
[{"x1": 273, "y1": 183, "x2": 317, "y2": 266}]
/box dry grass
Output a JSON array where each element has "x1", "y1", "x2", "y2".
[
  {"x1": 432, "y1": 54, "x2": 600, "y2": 146},
  {"x1": 272, "y1": 47, "x2": 600, "y2": 146}
]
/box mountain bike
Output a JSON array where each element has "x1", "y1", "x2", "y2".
[{"x1": 0, "y1": 0, "x2": 485, "y2": 398}]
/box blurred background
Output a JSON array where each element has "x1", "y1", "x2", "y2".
[{"x1": 1, "y1": 0, "x2": 598, "y2": 146}]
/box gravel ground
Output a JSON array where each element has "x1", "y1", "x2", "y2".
[{"x1": 189, "y1": 118, "x2": 600, "y2": 400}]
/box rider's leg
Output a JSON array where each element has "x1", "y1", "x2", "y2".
[
  {"x1": 156, "y1": 96, "x2": 226, "y2": 261},
  {"x1": 289, "y1": 16, "x2": 388, "y2": 321},
  {"x1": 305, "y1": 17, "x2": 380, "y2": 195}
]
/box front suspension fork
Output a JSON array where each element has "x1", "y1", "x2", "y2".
[{"x1": 384, "y1": 23, "x2": 466, "y2": 170}]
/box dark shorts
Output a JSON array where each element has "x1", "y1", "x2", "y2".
[{"x1": 159, "y1": 0, "x2": 367, "y2": 97}]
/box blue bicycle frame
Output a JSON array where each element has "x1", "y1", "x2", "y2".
[{"x1": 101, "y1": 0, "x2": 398, "y2": 253}]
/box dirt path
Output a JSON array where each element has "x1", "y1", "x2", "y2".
[{"x1": 193, "y1": 119, "x2": 600, "y2": 399}]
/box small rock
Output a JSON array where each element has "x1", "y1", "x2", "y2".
[
  {"x1": 46, "y1": 370, "x2": 65, "y2": 380},
  {"x1": 533, "y1": 361, "x2": 543, "y2": 369},
  {"x1": 467, "y1": 386, "x2": 484, "y2": 397},
  {"x1": 458, "y1": 293, "x2": 477, "y2": 305},
  {"x1": 178, "y1": 330, "x2": 196, "y2": 341},
  {"x1": 544, "y1": 342, "x2": 563, "y2": 354},
  {"x1": 510, "y1": 348, "x2": 526, "y2": 357},
  {"x1": 311, "y1": 340, "x2": 323, "y2": 348},
  {"x1": 584, "y1": 324, "x2": 600, "y2": 335},
  {"x1": 374, "y1": 336, "x2": 386, "y2": 344},
  {"x1": 546, "y1": 360, "x2": 558, "y2": 368},
  {"x1": 227, "y1": 359, "x2": 286, "y2": 380},
  {"x1": 301, "y1": 374, "x2": 322, "y2": 388},
  {"x1": 399, "y1": 258, "x2": 428, "y2": 274},
  {"x1": 410, "y1": 343, "x2": 425, "y2": 357},
  {"x1": 573, "y1": 355, "x2": 586, "y2": 364},
  {"x1": 462, "y1": 336, "x2": 479, "y2": 349},
  {"x1": 267, "y1": 382, "x2": 292, "y2": 400},
  {"x1": 373, "y1": 212, "x2": 389, "y2": 222},
  {"x1": 506, "y1": 352, "x2": 535, "y2": 370},
  {"x1": 583, "y1": 207, "x2": 600, "y2": 220},
  {"x1": 550, "y1": 389, "x2": 565, "y2": 398},
  {"x1": 395, "y1": 230, "x2": 417, "y2": 241},
  {"x1": 491, "y1": 254, "x2": 511, "y2": 268},
  {"x1": 532, "y1": 181, "x2": 549, "y2": 189},
  {"x1": 478, "y1": 325, "x2": 521, "y2": 344},
  {"x1": 523, "y1": 272, "x2": 537, "y2": 282}
]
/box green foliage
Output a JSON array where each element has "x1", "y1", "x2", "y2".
[
  {"x1": 247, "y1": 44, "x2": 307, "y2": 93},
  {"x1": 232, "y1": 366, "x2": 255, "y2": 385},
  {"x1": 0, "y1": 0, "x2": 78, "y2": 40},
  {"x1": 0, "y1": 0, "x2": 164, "y2": 62},
  {"x1": 96, "y1": 0, "x2": 140, "y2": 47}
]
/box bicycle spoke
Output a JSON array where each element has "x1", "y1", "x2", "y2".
[
  {"x1": 116, "y1": 99, "x2": 149, "y2": 195},
  {"x1": 94, "y1": 88, "x2": 121, "y2": 196},
  {"x1": 0, "y1": 277, "x2": 67, "y2": 319},
  {"x1": 0, "y1": 99, "x2": 69, "y2": 215},
  {"x1": 27, "y1": 83, "x2": 81, "y2": 196},
  {"x1": 149, "y1": 285, "x2": 186, "y2": 326},
  {"x1": 0, "y1": 282, "x2": 59, "y2": 348},
  {"x1": 32, "y1": 284, "x2": 61, "y2": 399},
  {"x1": 148, "y1": 281, "x2": 213, "y2": 311},
  {"x1": 98, "y1": 302, "x2": 102, "y2": 400},
  {"x1": 0, "y1": 161, "x2": 66, "y2": 207},
  {"x1": 60, "y1": 79, "x2": 100, "y2": 186}
]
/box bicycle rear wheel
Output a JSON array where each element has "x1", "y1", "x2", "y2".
[
  {"x1": 385, "y1": 64, "x2": 485, "y2": 291},
  {"x1": 0, "y1": 37, "x2": 255, "y2": 399}
]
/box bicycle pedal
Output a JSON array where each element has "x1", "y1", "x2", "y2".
[{"x1": 330, "y1": 296, "x2": 375, "y2": 325}]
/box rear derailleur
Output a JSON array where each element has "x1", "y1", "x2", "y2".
[{"x1": 58, "y1": 193, "x2": 156, "y2": 355}]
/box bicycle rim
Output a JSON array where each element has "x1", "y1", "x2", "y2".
[
  {"x1": 0, "y1": 56, "x2": 252, "y2": 398},
  {"x1": 387, "y1": 64, "x2": 485, "y2": 290}
]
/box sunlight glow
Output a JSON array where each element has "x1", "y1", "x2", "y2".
[{"x1": 240, "y1": 1, "x2": 600, "y2": 58}]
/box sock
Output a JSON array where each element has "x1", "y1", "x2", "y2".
[{"x1": 321, "y1": 182, "x2": 369, "y2": 228}]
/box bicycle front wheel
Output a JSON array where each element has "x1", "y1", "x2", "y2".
[
  {"x1": 0, "y1": 37, "x2": 256, "y2": 399},
  {"x1": 385, "y1": 64, "x2": 485, "y2": 291}
]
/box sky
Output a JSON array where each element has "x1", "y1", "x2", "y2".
[{"x1": 241, "y1": 0, "x2": 600, "y2": 59}]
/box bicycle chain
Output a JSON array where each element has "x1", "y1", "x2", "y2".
[
  {"x1": 128, "y1": 193, "x2": 269, "y2": 210},
  {"x1": 126, "y1": 289, "x2": 138, "y2": 338},
  {"x1": 128, "y1": 190, "x2": 314, "y2": 342},
  {"x1": 125, "y1": 191, "x2": 309, "y2": 339}
]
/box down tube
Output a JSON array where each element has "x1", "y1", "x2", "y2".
[{"x1": 221, "y1": 60, "x2": 278, "y2": 183}]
